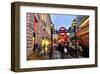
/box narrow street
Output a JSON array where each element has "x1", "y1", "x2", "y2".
[{"x1": 27, "y1": 13, "x2": 89, "y2": 60}]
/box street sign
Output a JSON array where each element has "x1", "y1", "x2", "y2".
[
  {"x1": 69, "y1": 29, "x2": 74, "y2": 32},
  {"x1": 58, "y1": 27, "x2": 68, "y2": 35}
]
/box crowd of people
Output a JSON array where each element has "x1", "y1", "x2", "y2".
[
  {"x1": 52, "y1": 39, "x2": 84, "y2": 59},
  {"x1": 32, "y1": 38, "x2": 88, "y2": 59}
]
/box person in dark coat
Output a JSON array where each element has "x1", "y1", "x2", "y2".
[{"x1": 58, "y1": 43, "x2": 64, "y2": 59}]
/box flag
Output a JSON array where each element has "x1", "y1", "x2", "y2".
[{"x1": 33, "y1": 16, "x2": 38, "y2": 32}]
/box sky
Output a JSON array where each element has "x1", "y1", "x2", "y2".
[{"x1": 50, "y1": 14, "x2": 77, "y2": 30}]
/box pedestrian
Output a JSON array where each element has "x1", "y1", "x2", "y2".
[
  {"x1": 69, "y1": 40, "x2": 77, "y2": 58},
  {"x1": 49, "y1": 45, "x2": 53, "y2": 59},
  {"x1": 60, "y1": 43, "x2": 64, "y2": 59},
  {"x1": 64, "y1": 45, "x2": 68, "y2": 53},
  {"x1": 33, "y1": 43, "x2": 38, "y2": 54}
]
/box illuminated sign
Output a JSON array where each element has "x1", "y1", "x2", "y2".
[{"x1": 59, "y1": 27, "x2": 67, "y2": 35}]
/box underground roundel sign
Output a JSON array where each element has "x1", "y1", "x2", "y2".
[{"x1": 59, "y1": 27, "x2": 67, "y2": 36}]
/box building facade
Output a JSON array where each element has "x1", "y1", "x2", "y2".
[
  {"x1": 26, "y1": 13, "x2": 53, "y2": 57},
  {"x1": 77, "y1": 17, "x2": 89, "y2": 48},
  {"x1": 69, "y1": 15, "x2": 89, "y2": 39}
]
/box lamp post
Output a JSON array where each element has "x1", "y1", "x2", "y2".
[
  {"x1": 32, "y1": 33, "x2": 35, "y2": 53},
  {"x1": 49, "y1": 24, "x2": 54, "y2": 59},
  {"x1": 72, "y1": 19, "x2": 78, "y2": 58},
  {"x1": 72, "y1": 19, "x2": 77, "y2": 38}
]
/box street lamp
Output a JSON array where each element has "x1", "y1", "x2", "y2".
[
  {"x1": 72, "y1": 19, "x2": 78, "y2": 58},
  {"x1": 49, "y1": 24, "x2": 54, "y2": 59},
  {"x1": 72, "y1": 19, "x2": 77, "y2": 39},
  {"x1": 32, "y1": 33, "x2": 35, "y2": 53}
]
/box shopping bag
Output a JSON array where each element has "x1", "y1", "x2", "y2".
[{"x1": 64, "y1": 48, "x2": 67, "y2": 53}]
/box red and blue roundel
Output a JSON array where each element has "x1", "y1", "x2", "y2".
[{"x1": 59, "y1": 27, "x2": 67, "y2": 35}]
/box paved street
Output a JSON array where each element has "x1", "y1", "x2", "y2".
[
  {"x1": 27, "y1": 53, "x2": 42, "y2": 60},
  {"x1": 28, "y1": 48, "x2": 83, "y2": 60}
]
